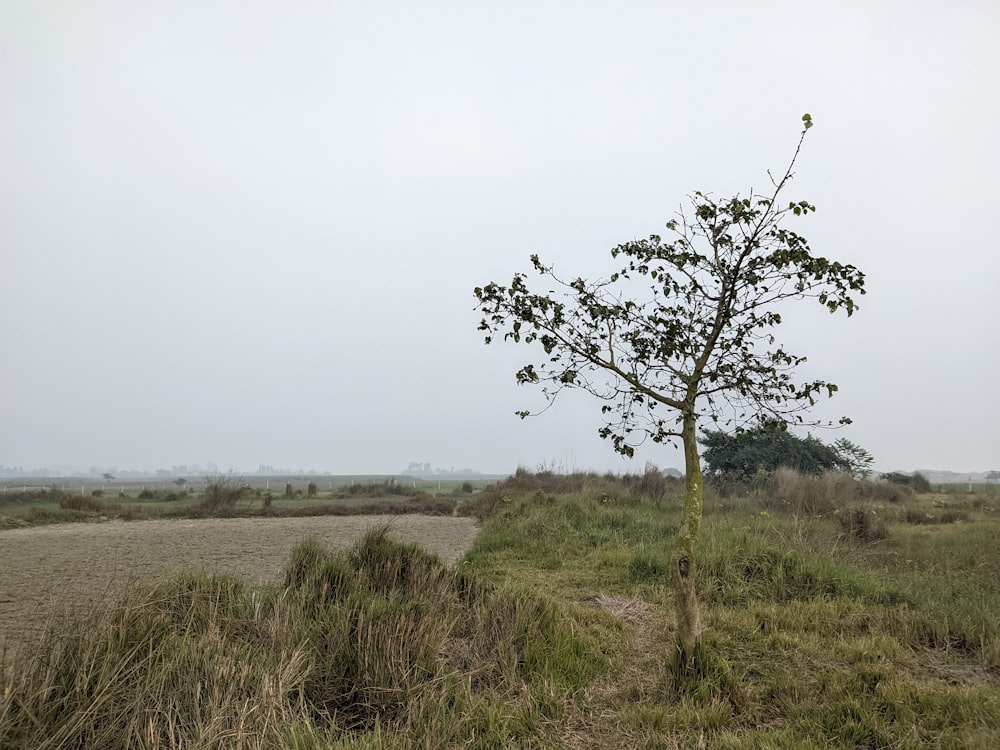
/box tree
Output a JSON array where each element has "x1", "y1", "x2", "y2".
[
  {"x1": 882, "y1": 471, "x2": 931, "y2": 493},
  {"x1": 474, "y1": 115, "x2": 865, "y2": 665},
  {"x1": 831, "y1": 438, "x2": 875, "y2": 479},
  {"x1": 701, "y1": 423, "x2": 848, "y2": 480}
]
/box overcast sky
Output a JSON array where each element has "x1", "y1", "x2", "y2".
[{"x1": 2, "y1": 1, "x2": 998, "y2": 476}]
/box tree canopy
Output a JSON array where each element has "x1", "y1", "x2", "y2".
[
  {"x1": 476, "y1": 115, "x2": 864, "y2": 457},
  {"x1": 700, "y1": 424, "x2": 849, "y2": 479}
]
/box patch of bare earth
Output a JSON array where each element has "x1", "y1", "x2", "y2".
[{"x1": 0, "y1": 515, "x2": 479, "y2": 652}]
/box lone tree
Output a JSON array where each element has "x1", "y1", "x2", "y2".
[{"x1": 474, "y1": 115, "x2": 865, "y2": 665}]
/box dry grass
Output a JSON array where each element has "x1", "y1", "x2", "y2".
[
  {"x1": 4, "y1": 469, "x2": 999, "y2": 747},
  {"x1": 0, "y1": 526, "x2": 602, "y2": 749}
]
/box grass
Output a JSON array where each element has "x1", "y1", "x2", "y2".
[
  {"x1": 2, "y1": 469, "x2": 999, "y2": 747},
  {"x1": 0, "y1": 483, "x2": 463, "y2": 528},
  {"x1": 0, "y1": 527, "x2": 605, "y2": 749},
  {"x1": 460, "y1": 471, "x2": 1000, "y2": 747}
]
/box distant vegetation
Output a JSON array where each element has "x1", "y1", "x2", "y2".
[{"x1": 0, "y1": 477, "x2": 469, "y2": 529}]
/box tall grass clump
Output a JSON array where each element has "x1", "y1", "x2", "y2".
[
  {"x1": 461, "y1": 467, "x2": 671, "y2": 522},
  {"x1": 199, "y1": 474, "x2": 252, "y2": 513},
  {"x1": 622, "y1": 462, "x2": 683, "y2": 504},
  {"x1": 0, "y1": 527, "x2": 602, "y2": 749},
  {"x1": 767, "y1": 467, "x2": 856, "y2": 515}
]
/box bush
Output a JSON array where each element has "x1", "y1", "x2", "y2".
[
  {"x1": 200, "y1": 475, "x2": 252, "y2": 512},
  {"x1": 702, "y1": 424, "x2": 848, "y2": 480},
  {"x1": 623, "y1": 462, "x2": 681, "y2": 504},
  {"x1": 882, "y1": 472, "x2": 931, "y2": 493},
  {"x1": 856, "y1": 479, "x2": 909, "y2": 504}
]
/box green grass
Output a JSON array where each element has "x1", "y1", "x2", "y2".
[
  {"x1": 2, "y1": 470, "x2": 999, "y2": 747},
  {"x1": 460, "y1": 473, "x2": 1000, "y2": 748}
]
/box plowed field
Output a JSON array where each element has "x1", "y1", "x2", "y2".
[{"x1": 0, "y1": 515, "x2": 479, "y2": 650}]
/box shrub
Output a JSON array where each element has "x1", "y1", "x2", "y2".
[
  {"x1": 856, "y1": 479, "x2": 908, "y2": 504},
  {"x1": 200, "y1": 475, "x2": 252, "y2": 512},
  {"x1": 702, "y1": 424, "x2": 848, "y2": 480},
  {"x1": 881, "y1": 472, "x2": 931, "y2": 493},
  {"x1": 624, "y1": 462, "x2": 681, "y2": 504}
]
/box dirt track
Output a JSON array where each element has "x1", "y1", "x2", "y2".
[{"x1": 0, "y1": 515, "x2": 479, "y2": 649}]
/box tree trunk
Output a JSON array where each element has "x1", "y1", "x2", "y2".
[{"x1": 672, "y1": 412, "x2": 703, "y2": 665}]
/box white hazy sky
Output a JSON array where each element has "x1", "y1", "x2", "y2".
[{"x1": 2, "y1": 1, "x2": 998, "y2": 476}]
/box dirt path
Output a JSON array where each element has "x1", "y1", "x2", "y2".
[{"x1": 0, "y1": 515, "x2": 479, "y2": 649}]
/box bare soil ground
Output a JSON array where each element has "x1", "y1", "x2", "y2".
[{"x1": 0, "y1": 515, "x2": 479, "y2": 651}]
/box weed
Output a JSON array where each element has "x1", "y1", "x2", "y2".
[
  {"x1": 200, "y1": 474, "x2": 252, "y2": 512},
  {"x1": 839, "y1": 506, "x2": 890, "y2": 542}
]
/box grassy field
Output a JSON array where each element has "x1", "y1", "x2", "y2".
[
  {"x1": 931, "y1": 482, "x2": 999, "y2": 495},
  {"x1": 0, "y1": 476, "x2": 483, "y2": 528},
  {"x1": 1, "y1": 469, "x2": 998, "y2": 748}
]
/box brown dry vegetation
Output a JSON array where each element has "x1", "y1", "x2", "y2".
[{"x1": 0, "y1": 515, "x2": 478, "y2": 654}]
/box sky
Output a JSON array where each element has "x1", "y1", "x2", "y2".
[{"x1": 2, "y1": 1, "x2": 998, "y2": 476}]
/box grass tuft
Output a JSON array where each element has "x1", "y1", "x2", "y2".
[{"x1": 0, "y1": 524, "x2": 602, "y2": 748}]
